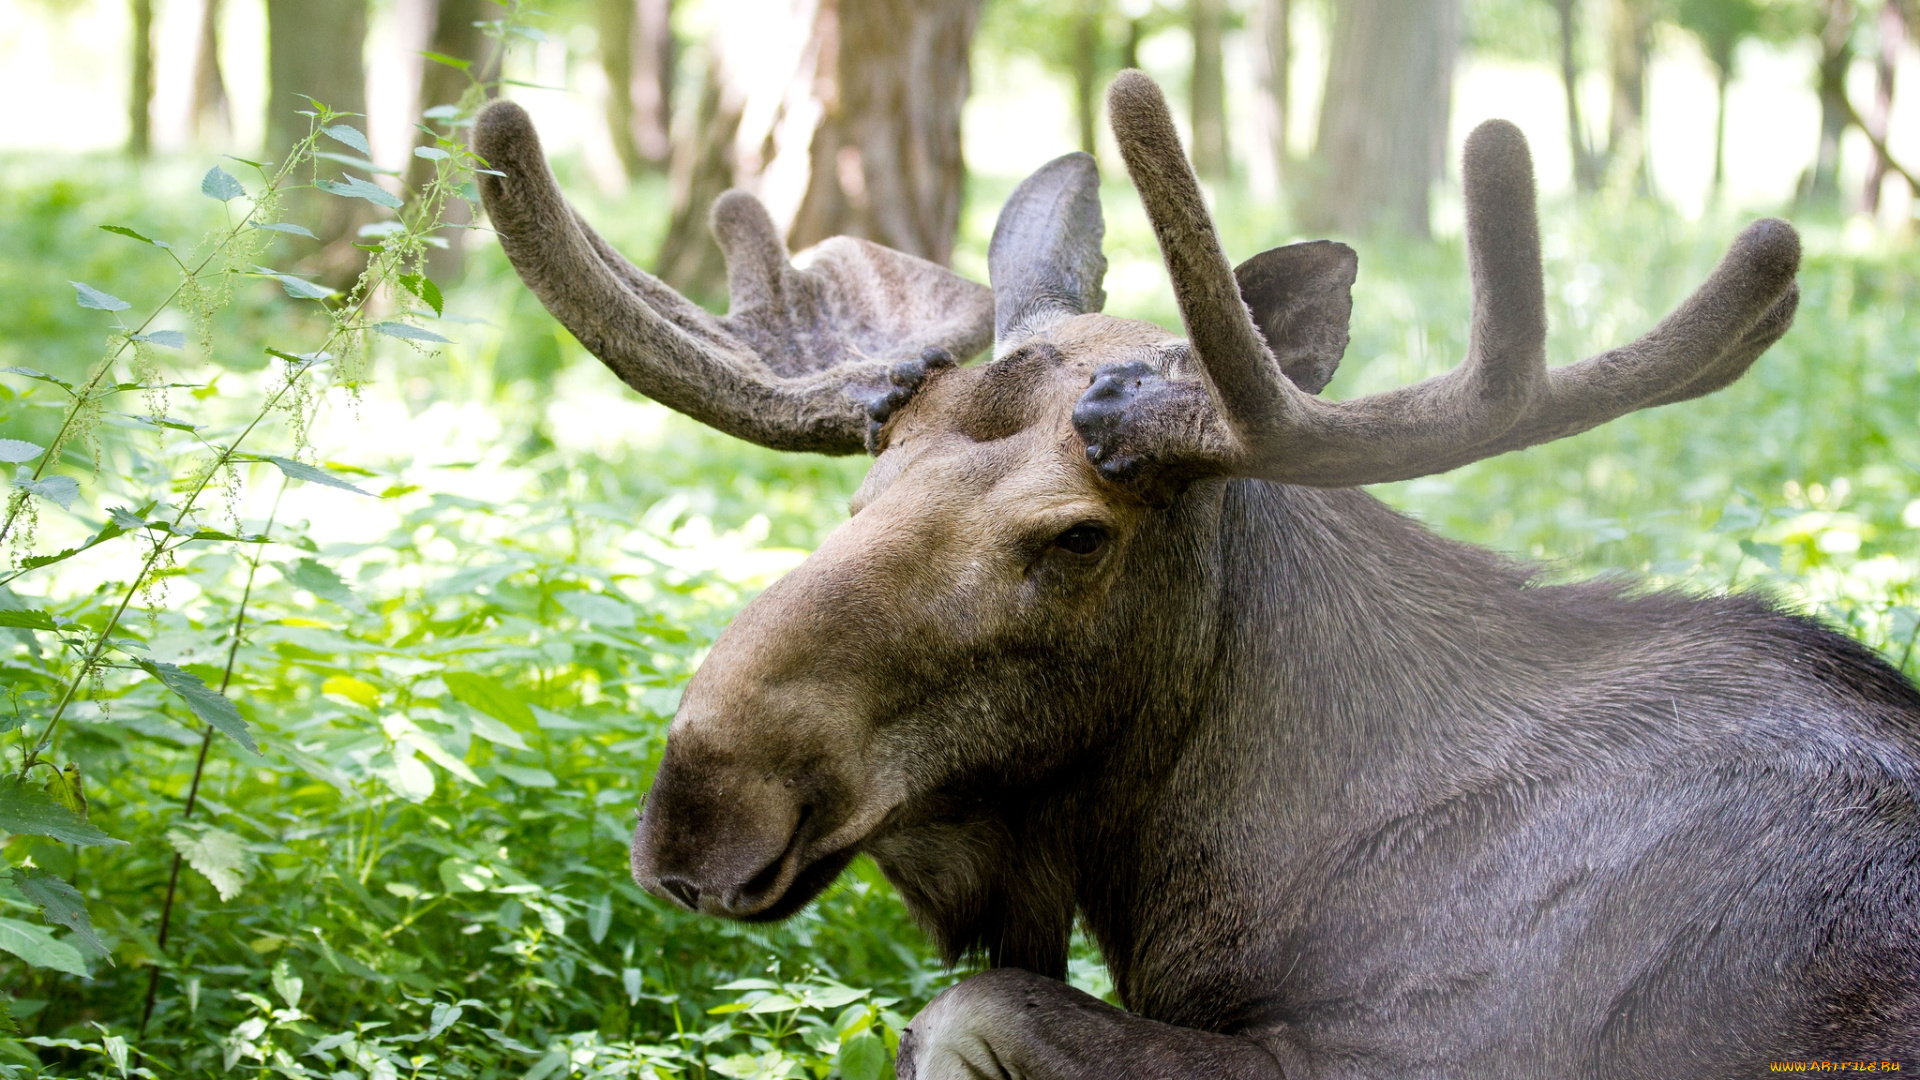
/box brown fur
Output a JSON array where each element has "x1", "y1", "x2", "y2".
[{"x1": 478, "y1": 72, "x2": 1919, "y2": 1079}]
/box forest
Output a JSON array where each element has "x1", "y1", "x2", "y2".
[{"x1": 2, "y1": 0, "x2": 1919, "y2": 1076}]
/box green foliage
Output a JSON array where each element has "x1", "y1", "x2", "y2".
[{"x1": 6, "y1": 9, "x2": 1920, "y2": 1079}]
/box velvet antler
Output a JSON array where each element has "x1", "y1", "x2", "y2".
[
  {"x1": 474, "y1": 101, "x2": 995, "y2": 455},
  {"x1": 1076, "y1": 70, "x2": 1800, "y2": 491}
]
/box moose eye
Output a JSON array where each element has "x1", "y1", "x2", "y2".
[{"x1": 1052, "y1": 523, "x2": 1108, "y2": 557}]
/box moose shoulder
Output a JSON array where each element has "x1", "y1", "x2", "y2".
[{"x1": 475, "y1": 71, "x2": 1920, "y2": 1077}]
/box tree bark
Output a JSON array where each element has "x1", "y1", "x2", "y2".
[
  {"x1": 409, "y1": 0, "x2": 499, "y2": 282},
  {"x1": 1805, "y1": 0, "x2": 1855, "y2": 208},
  {"x1": 597, "y1": 0, "x2": 675, "y2": 177},
  {"x1": 1607, "y1": 0, "x2": 1651, "y2": 191},
  {"x1": 268, "y1": 0, "x2": 369, "y2": 257},
  {"x1": 1301, "y1": 0, "x2": 1460, "y2": 237},
  {"x1": 1190, "y1": 0, "x2": 1228, "y2": 178},
  {"x1": 1256, "y1": 0, "x2": 1291, "y2": 179},
  {"x1": 266, "y1": 0, "x2": 368, "y2": 153},
  {"x1": 191, "y1": 0, "x2": 230, "y2": 142},
  {"x1": 1865, "y1": 0, "x2": 1905, "y2": 212},
  {"x1": 656, "y1": 0, "x2": 982, "y2": 299},
  {"x1": 129, "y1": 0, "x2": 154, "y2": 157},
  {"x1": 1552, "y1": 0, "x2": 1600, "y2": 191},
  {"x1": 1072, "y1": 0, "x2": 1101, "y2": 156}
]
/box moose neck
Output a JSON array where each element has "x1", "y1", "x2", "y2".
[{"x1": 871, "y1": 476, "x2": 1551, "y2": 994}]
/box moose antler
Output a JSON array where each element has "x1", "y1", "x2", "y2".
[
  {"x1": 473, "y1": 101, "x2": 994, "y2": 455},
  {"x1": 1078, "y1": 71, "x2": 1800, "y2": 490}
]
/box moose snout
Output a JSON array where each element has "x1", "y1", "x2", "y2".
[{"x1": 629, "y1": 739, "x2": 825, "y2": 920}]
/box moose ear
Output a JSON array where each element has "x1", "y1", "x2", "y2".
[
  {"x1": 989, "y1": 152, "x2": 1107, "y2": 350},
  {"x1": 1233, "y1": 240, "x2": 1358, "y2": 395}
]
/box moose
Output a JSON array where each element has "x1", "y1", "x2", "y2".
[{"x1": 475, "y1": 71, "x2": 1920, "y2": 1076}]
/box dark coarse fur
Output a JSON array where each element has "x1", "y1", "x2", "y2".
[
  {"x1": 477, "y1": 67, "x2": 1920, "y2": 1080},
  {"x1": 872, "y1": 472, "x2": 1920, "y2": 1075}
]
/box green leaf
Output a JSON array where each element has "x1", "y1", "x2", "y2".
[
  {"x1": 525, "y1": 1051, "x2": 568, "y2": 1080},
  {"x1": 622, "y1": 968, "x2": 643, "y2": 1006},
  {"x1": 586, "y1": 893, "x2": 612, "y2": 944},
  {"x1": 271, "y1": 957, "x2": 303, "y2": 1008},
  {"x1": 414, "y1": 146, "x2": 450, "y2": 161},
  {"x1": 489, "y1": 764, "x2": 556, "y2": 788},
  {"x1": 15, "y1": 470, "x2": 79, "y2": 511},
  {"x1": 322, "y1": 123, "x2": 371, "y2": 156},
  {"x1": 428, "y1": 1002, "x2": 463, "y2": 1037},
  {"x1": 0, "y1": 609, "x2": 56, "y2": 630},
  {"x1": 19, "y1": 517, "x2": 128, "y2": 572},
  {"x1": 0, "y1": 781, "x2": 121, "y2": 846},
  {"x1": 463, "y1": 709, "x2": 527, "y2": 751},
  {"x1": 2, "y1": 366, "x2": 74, "y2": 390},
  {"x1": 422, "y1": 104, "x2": 463, "y2": 121},
  {"x1": 837, "y1": 1032, "x2": 886, "y2": 1080},
  {"x1": 138, "y1": 660, "x2": 258, "y2": 754},
  {"x1": 9, "y1": 868, "x2": 106, "y2": 957},
  {"x1": 398, "y1": 273, "x2": 444, "y2": 317},
  {"x1": 1739, "y1": 539, "x2": 1784, "y2": 571},
  {"x1": 69, "y1": 281, "x2": 129, "y2": 312},
  {"x1": 317, "y1": 175, "x2": 402, "y2": 209},
  {"x1": 167, "y1": 824, "x2": 252, "y2": 900},
  {"x1": 0, "y1": 439, "x2": 40, "y2": 463},
  {"x1": 133, "y1": 329, "x2": 186, "y2": 349},
  {"x1": 99, "y1": 224, "x2": 169, "y2": 248},
  {"x1": 420, "y1": 51, "x2": 471, "y2": 71},
  {"x1": 443, "y1": 672, "x2": 534, "y2": 729},
  {"x1": 0, "y1": 915, "x2": 87, "y2": 977},
  {"x1": 200, "y1": 165, "x2": 245, "y2": 202},
  {"x1": 249, "y1": 267, "x2": 337, "y2": 300},
  {"x1": 371, "y1": 321, "x2": 452, "y2": 344},
  {"x1": 281, "y1": 557, "x2": 357, "y2": 608},
  {"x1": 252, "y1": 221, "x2": 317, "y2": 239},
  {"x1": 266, "y1": 456, "x2": 373, "y2": 496}
]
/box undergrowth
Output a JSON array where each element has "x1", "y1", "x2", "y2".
[{"x1": 5, "y1": 16, "x2": 1920, "y2": 1080}]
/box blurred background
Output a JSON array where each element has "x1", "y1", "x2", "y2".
[
  {"x1": 5, "y1": 1, "x2": 1920, "y2": 1077},
  {"x1": 9, "y1": 0, "x2": 1920, "y2": 242}
]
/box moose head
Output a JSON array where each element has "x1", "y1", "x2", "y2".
[{"x1": 473, "y1": 71, "x2": 1799, "y2": 959}]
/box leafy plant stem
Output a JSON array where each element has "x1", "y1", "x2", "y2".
[
  {"x1": 0, "y1": 133, "x2": 321, "y2": 550},
  {"x1": 136, "y1": 479, "x2": 285, "y2": 1044}
]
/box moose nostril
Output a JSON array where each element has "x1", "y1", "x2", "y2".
[{"x1": 660, "y1": 877, "x2": 700, "y2": 910}]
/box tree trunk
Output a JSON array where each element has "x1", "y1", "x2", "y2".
[
  {"x1": 1607, "y1": 0, "x2": 1651, "y2": 191},
  {"x1": 409, "y1": 0, "x2": 499, "y2": 282},
  {"x1": 1256, "y1": 0, "x2": 1291, "y2": 179},
  {"x1": 1190, "y1": 0, "x2": 1228, "y2": 178},
  {"x1": 267, "y1": 0, "x2": 368, "y2": 153},
  {"x1": 1712, "y1": 63, "x2": 1731, "y2": 196},
  {"x1": 191, "y1": 0, "x2": 230, "y2": 142},
  {"x1": 597, "y1": 0, "x2": 675, "y2": 177},
  {"x1": 1301, "y1": 0, "x2": 1460, "y2": 237},
  {"x1": 129, "y1": 0, "x2": 154, "y2": 157},
  {"x1": 1072, "y1": 0, "x2": 1101, "y2": 156},
  {"x1": 1865, "y1": 0, "x2": 1904, "y2": 212},
  {"x1": 1553, "y1": 0, "x2": 1599, "y2": 191},
  {"x1": 1805, "y1": 0, "x2": 1856, "y2": 208},
  {"x1": 656, "y1": 0, "x2": 982, "y2": 299},
  {"x1": 268, "y1": 0, "x2": 369, "y2": 257}
]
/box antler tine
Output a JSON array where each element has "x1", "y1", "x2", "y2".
[
  {"x1": 1105, "y1": 71, "x2": 1312, "y2": 448},
  {"x1": 1101, "y1": 73, "x2": 1799, "y2": 488},
  {"x1": 1105, "y1": 76, "x2": 1551, "y2": 485},
  {"x1": 475, "y1": 101, "x2": 993, "y2": 455}
]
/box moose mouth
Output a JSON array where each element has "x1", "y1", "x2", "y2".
[{"x1": 737, "y1": 842, "x2": 862, "y2": 923}]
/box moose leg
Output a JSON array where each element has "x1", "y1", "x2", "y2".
[{"x1": 898, "y1": 968, "x2": 1288, "y2": 1080}]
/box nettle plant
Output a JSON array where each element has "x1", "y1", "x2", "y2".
[{"x1": 0, "y1": 43, "x2": 498, "y2": 1080}]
